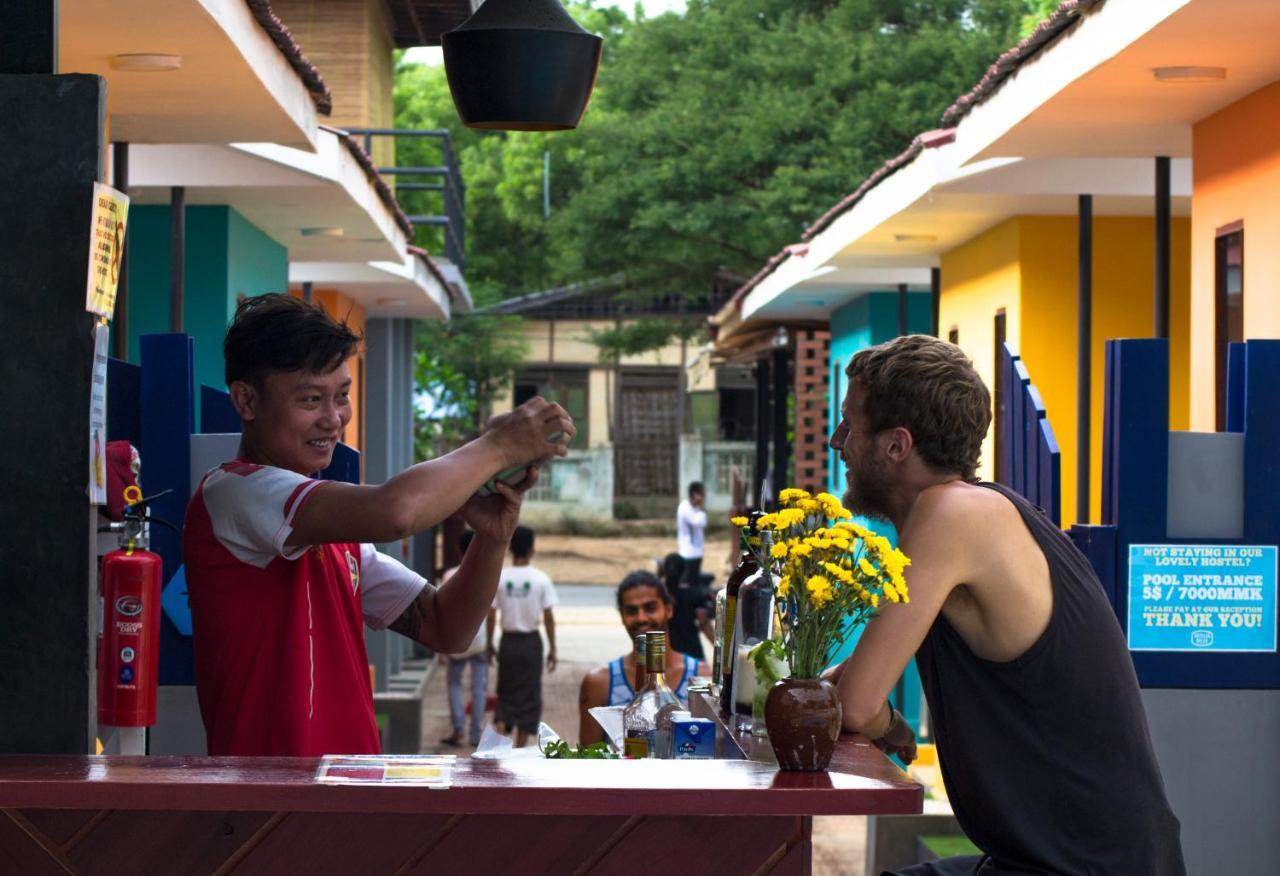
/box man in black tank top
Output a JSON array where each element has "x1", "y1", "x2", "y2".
[{"x1": 825, "y1": 336, "x2": 1184, "y2": 876}]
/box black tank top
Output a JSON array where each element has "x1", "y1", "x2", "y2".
[{"x1": 915, "y1": 482, "x2": 1185, "y2": 875}]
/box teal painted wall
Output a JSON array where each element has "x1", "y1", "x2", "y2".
[
  {"x1": 123, "y1": 206, "x2": 287, "y2": 396},
  {"x1": 822, "y1": 290, "x2": 932, "y2": 739}
]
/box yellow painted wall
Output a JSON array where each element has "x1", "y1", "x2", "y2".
[
  {"x1": 1191, "y1": 80, "x2": 1280, "y2": 431},
  {"x1": 940, "y1": 215, "x2": 1189, "y2": 527},
  {"x1": 1019, "y1": 216, "x2": 1189, "y2": 527},
  {"x1": 938, "y1": 218, "x2": 1022, "y2": 485}
]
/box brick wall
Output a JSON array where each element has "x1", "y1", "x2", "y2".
[{"x1": 793, "y1": 329, "x2": 831, "y2": 493}]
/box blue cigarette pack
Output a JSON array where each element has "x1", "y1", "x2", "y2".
[{"x1": 671, "y1": 717, "x2": 716, "y2": 759}]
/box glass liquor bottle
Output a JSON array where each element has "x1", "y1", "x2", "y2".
[
  {"x1": 718, "y1": 514, "x2": 761, "y2": 716},
  {"x1": 712, "y1": 587, "x2": 727, "y2": 692},
  {"x1": 632, "y1": 633, "x2": 648, "y2": 699},
  {"x1": 732, "y1": 529, "x2": 776, "y2": 721},
  {"x1": 623, "y1": 631, "x2": 681, "y2": 758}
]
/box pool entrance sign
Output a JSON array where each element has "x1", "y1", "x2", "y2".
[{"x1": 1128, "y1": 544, "x2": 1277, "y2": 653}]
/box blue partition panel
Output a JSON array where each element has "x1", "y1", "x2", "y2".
[
  {"x1": 1069, "y1": 524, "x2": 1118, "y2": 613},
  {"x1": 1085, "y1": 338, "x2": 1278, "y2": 689},
  {"x1": 1225, "y1": 342, "x2": 1247, "y2": 434},
  {"x1": 200, "y1": 385, "x2": 239, "y2": 434},
  {"x1": 1037, "y1": 419, "x2": 1061, "y2": 528},
  {"x1": 139, "y1": 334, "x2": 196, "y2": 685},
  {"x1": 1023, "y1": 383, "x2": 1044, "y2": 510},
  {"x1": 1243, "y1": 342, "x2": 1280, "y2": 546},
  {"x1": 106, "y1": 358, "x2": 140, "y2": 445}
]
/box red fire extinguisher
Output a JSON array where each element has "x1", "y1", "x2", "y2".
[{"x1": 98, "y1": 485, "x2": 164, "y2": 727}]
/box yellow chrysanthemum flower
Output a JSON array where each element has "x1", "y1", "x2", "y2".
[
  {"x1": 832, "y1": 537, "x2": 851, "y2": 551},
  {"x1": 779, "y1": 488, "x2": 811, "y2": 505},
  {"x1": 755, "y1": 513, "x2": 776, "y2": 530},
  {"x1": 805, "y1": 574, "x2": 834, "y2": 607},
  {"x1": 730, "y1": 515, "x2": 748, "y2": 527},
  {"x1": 770, "y1": 542, "x2": 789, "y2": 559},
  {"x1": 777, "y1": 577, "x2": 791, "y2": 597},
  {"x1": 791, "y1": 543, "x2": 813, "y2": 558},
  {"x1": 858, "y1": 558, "x2": 878, "y2": 578}
]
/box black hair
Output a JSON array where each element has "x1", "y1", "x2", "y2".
[
  {"x1": 457, "y1": 529, "x2": 475, "y2": 556},
  {"x1": 688, "y1": 481, "x2": 705, "y2": 497},
  {"x1": 616, "y1": 570, "x2": 672, "y2": 611},
  {"x1": 224, "y1": 293, "x2": 361, "y2": 387},
  {"x1": 510, "y1": 525, "x2": 535, "y2": 559},
  {"x1": 660, "y1": 552, "x2": 685, "y2": 592}
]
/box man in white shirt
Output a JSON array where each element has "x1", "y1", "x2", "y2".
[
  {"x1": 487, "y1": 525, "x2": 558, "y2": 747},
  {"x1": 676, "y1": 481, "x2": 707, "y2": 582}
]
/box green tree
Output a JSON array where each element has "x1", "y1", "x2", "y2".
[
  {"x1": 413, "y1": 314, "x2": 529, "y2": 460},
  {"x1": 396, "y1": 1, "x2": 1029, "y2": 300}
]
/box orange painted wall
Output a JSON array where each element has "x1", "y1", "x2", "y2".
[
  {"x1": 290, "y1": 289, "x2": 367, "y2": 456},
  {"x1": 1190, "y1": 80, "x2": 1280, "y2": 431}
]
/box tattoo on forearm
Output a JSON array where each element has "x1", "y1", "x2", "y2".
[{"x1": 390, "y1": 591, "x2": 433, "y2": 644}]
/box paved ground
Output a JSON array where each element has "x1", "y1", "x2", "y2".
[{"x1": 415, "y1": 577, "x2": 868, "y2": 875}]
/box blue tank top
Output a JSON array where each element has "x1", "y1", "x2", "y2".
[{"x1": 606, "y1": 655, "x2": 698, "y2": 707}]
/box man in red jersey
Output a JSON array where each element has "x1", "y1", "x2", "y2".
[{"x1": 183, "y1": 294, "x2": 574, "y2": 756}]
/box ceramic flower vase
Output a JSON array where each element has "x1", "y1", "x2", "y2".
[{"x1": 764, "y1": 677, "x2": 841, "y2": 772}]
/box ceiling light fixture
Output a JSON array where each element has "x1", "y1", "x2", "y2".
[
  {"x1": 442, "y1": 0, "x2": 603, "y2": 131},
  {"x1": 110, "y1": 54, "x2": 183, "y2": 72},
  {"x1": 300, "y1": 227, "x2": 344, "y2": 238},
  {"x1": 894, "y1": 233, "x2": 938, "y2": 243},
  {"x1": 1153, "y1": 66, "x2": 1226, "y2": 83},
  {"x1": 376, "y1": 297, "x2": 406, "y2": 307}
]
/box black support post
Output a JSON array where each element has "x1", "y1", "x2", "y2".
[
  {"x1": 169, "y1": 186, "x2": 185, "y2": 333},
  {"x1": 754, "y1": 358, "x2": 770, "y2": 507},
  {"x1": 302, "y1": 281, "x2": 313, "y2": 303},
  {"x1": 771, "y1": 344, "x2": 790, "y2": 505},
  {"x1": 1154, "y1": 156, "x2": 1171, "y2": 339},
  {"x1": 1077, "y1": 194, "x2": 1093, "y2": 525},
  {"x1": 0, "y1": 63, "x2": 106, "y2": 751},
  {"x1": 112, "y1": 142, "x2": 129, "y2": 360},
  {"x1": 930, "y1": 267, "x2": 941, "y2": 337},
  {"x1": 897, "y1": 283, "x2": 909, "y2": 336}
]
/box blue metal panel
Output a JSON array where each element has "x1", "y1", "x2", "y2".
[
  {"x1": 1243, "y1": 340, "x2": 1280, "y2": 546},
  {"x1": 1069, "y1": 524, "x2": 1118, "y2": 614},
  {"x1": 321, "y1": 443, "x2": 361, "y2": 485},
  {"x1": 199, "y1": 385, "x2": 239, "y2": 434},
  {"x1": 139, "y1": 334, "x2": 196, "y2": 685},
  {"x1": 1011, "y1": 359, "x2": 1029, "y2": 496},
  {"x1": 1225, "y1": 342, "x2": 1247, "y2": 434},
  {"x1": 1024, "y1": 383, "x2": 1046, "y2": 510},
  {"x1": 1106, "y1": 339, "x2": 1169, "y2": 548},
  {"x1": 1038, "y1": 418, "x2": 1061, "y2": 527},
  {"x1": 106, "y1": 358, "x2": 140, "y2": 444},
  {"x1": 1101, "y1": 341, "x2": 1119, "y2": 525}
]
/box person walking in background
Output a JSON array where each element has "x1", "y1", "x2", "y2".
[
  {"x1": 439, "y1": 529, "x2": 488, "y2": 748},
  {"x1": 671, "y1": 482, "x2": 711, "y2": 659},
  {"x1": 675, "y1": 481, "x2": 707, "y2": 585},
  {"x1": 488, "y1": 525, "x2": 558, "y2": 748}
]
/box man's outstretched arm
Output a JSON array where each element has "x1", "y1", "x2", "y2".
[{"x1": 831, "y1": 492, "x2": 968, "y2": 751}]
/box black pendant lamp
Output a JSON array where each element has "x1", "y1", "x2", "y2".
[{"x1": 442, "y1": 0, "x2": 603, "y2": 131}]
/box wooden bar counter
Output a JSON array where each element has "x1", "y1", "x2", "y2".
[{"x1": 0, "y1": 700, "x2": 920, "y2": 874}]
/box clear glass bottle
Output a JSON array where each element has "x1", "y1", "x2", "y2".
[
  {"x1": 632, "y1": 633, "x2": 648, "y2": 699},
  {"x1": 623, "y1": 631, "x2": 682, "y2": 758},
  {"x1": 732, "y1": 529, "x2": 776, "y2": 721},
  {"x1": 712, "y1": 587, "x2": 727, "y2": 692}
]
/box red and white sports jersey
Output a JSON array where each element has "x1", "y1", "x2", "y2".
[{"x1": 182, "y1": 459, "x2": 427, "y2": 756}]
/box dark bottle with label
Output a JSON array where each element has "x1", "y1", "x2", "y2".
[{"x1": 718, "y1": 513, "x2": 762, "y2": 716}]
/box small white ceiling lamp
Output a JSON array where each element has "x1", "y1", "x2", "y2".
[
  {"x1": 110, "y1": 54, "x2": 182, "y2": 72},
  {"x1": 894, "y1": 233, "x2": 938, "y2": 243},
  {"x1": 1153, "y1": 66, "x2": 1226, "y2": 83},
  {"x1": 301, "y1": 227, "x2": 344, "y2": 238},
  {"x1": 376, "y1": 297, "x2": 406, "y2": 307}
]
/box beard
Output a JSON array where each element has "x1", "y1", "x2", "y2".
[{"x1": 842, "y1": 454, "x2": 895, "y2": 523}]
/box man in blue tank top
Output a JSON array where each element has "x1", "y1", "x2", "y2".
[
  {"x1": 826, "y1": 335, "x2": 1184, "y2": 876},
  {"x1": 577, "y1": 571, "x2": 706, "y2": 746}
]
